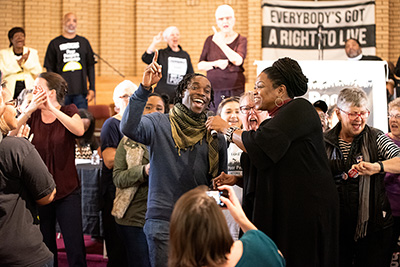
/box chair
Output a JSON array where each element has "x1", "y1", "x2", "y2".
[{"x1": 88, "y1": 105, "x2": 111, "y2": 142}]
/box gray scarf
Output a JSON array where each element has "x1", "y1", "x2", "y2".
[{"x1": 355, "y1": 136, "x2": 370, "y2": 241}]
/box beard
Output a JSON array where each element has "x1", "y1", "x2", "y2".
[{"x1": 64, "y1": 26, "x2": 76, "y2": 34}]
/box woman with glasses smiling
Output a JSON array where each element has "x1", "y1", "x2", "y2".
[
  {"x1": 385, "y1": 98, "x2": 400, "y2": 257},
  {"x1": 324, "y1": 87, "x2": 400, "y2": 267},
  {"x1": 353, "y1": 97, "x2": 400, "y2": 260}
]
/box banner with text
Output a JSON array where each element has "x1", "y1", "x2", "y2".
[{"x1": 262, "y1": 0, "x2": 376, "y2": 60}]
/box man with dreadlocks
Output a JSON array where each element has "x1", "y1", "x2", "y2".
[{"x1": 120, "y1": 51, "x2": 227, "y2": 267}]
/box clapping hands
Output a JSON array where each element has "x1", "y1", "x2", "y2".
[
  {"x1": 17, "y1": 50, "x2": 30, "y2": 66},
  {"x1": 25, "y1": 85, "x2": 48, "y2": 114}
]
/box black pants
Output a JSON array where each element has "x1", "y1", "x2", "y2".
[
  {"x1": 13, "y1": 80, "x2": 25, "y2": 99},
  {"x1": 39, "y1": 190, "x2": 87, "y2": 267},
  {"x1": 339, "y1": 225, "x2": 393, "y2": 267},
  {"x1": 102, "y1": 191, "x2": 128, "y2": 267}
]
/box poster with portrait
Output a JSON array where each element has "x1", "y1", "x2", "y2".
[
  {"x1": 254, "y1": 60, "x2": 388, "y2": 132},
  {"x1": 262, "y1": 0, "x2": 376, "y2": 60}
]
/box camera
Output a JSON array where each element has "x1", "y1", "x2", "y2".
[{"x1": 206, "y1": 189, "x2": 229, "y2": 207}]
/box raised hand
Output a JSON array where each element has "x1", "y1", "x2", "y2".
[
  {"x1": 25, "y1": 85, "x2": 47, "y2": 114},
  {"x1": 142, "y1": 50, "x2": 162, "y2": 88},
  {"x1": 152, "y1": 31, "x2": 163, "y2": 45},
  {"x1": 211, "y1": 26, "x2": 225, "y2": 46}
]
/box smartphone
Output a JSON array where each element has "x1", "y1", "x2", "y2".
[{"x1": 206, "y1": 189, "x2": 229, "y2": 207}]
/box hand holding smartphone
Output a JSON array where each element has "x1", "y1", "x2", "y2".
[{"x1": 206, "y1": 189, "x2": 229, "y2": 207}]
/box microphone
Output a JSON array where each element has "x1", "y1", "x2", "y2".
[
  {"x1": 317, "y1": 25, "x2": 323, "y2": 41},
  {"x1": 206, "y1": 111, "x2": 218, "y2": 138}
]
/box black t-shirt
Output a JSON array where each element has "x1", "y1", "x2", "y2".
[
  {"x1": 0, "y1": 136, "x2": 55, "y2": 266},
  {"x1": 142, "y1": 45, "x2": 194, "y2": 103},
  {"x1": 44, "y1": 35, "x2": 95, "y2": 95}
]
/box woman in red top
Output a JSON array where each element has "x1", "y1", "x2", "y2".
[{"x1": 14, "y1": 72, "x2": 86, "y2": 266}]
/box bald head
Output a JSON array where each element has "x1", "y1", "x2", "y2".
[{"x1": 63, "y1": 13, "x2": 77, "y2": 37}]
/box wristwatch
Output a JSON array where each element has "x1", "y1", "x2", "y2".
[
  {"x1": 377, "y1": 161, "x2": 385, "y2": 173},
  {"x1": 225, "y1": 126, "x2": 240, "y2": 143}
]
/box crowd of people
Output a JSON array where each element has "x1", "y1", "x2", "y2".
[{"x1": 1, "y1": 4, "x2": 400, "y2": 267}]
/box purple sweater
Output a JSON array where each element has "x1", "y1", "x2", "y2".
[{"x1": 385, "y1": 133, "x2": 400, "y2": 216}]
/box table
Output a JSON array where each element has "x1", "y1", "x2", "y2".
[{"x1": 76, "y1": 162, "x2": 103, "y2": 237}]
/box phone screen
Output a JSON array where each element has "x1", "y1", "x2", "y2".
[{"x1": 206, "y1": 190, "x2": 228, "y2": 207}]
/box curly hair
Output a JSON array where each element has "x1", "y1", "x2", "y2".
[
  {"x1": 261, "y1": 57, "x2": 308, "y2": 98},
  {"x1": 173, "y1": 73, "x2": 214, "y2": 108}
]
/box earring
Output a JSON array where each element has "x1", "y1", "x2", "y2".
[{"x1": 275, "y1": 97, "x2": 284, "y2": 107}]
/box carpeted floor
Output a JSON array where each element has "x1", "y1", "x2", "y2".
[{"x1": 57, "y1": 235, "x2": 108, "y2": 267}]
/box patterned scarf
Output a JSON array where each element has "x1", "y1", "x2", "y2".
[{"x1": 169, "y1": 103, "x2": 219, "y2": 178}]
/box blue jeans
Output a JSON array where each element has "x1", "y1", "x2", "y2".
[
  {"x1": 64, "y1": 94, "x2": 88, "y2": 109},
  {"x1": 38, "y1": 190, "x2": 87, "y2": 267},
  {"x1": 116, "y1": 224, "x2": 150, "y2": 267},
  {"x1": 143, "y1": 219, "x2": 170, "y2": 267}
]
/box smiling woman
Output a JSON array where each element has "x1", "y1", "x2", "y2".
[
  {"x1": 217, "y1": 96, "x2": 241, "y2": 129},
  {"x1": 0, "y1": 27, "x2": 42, "y2": 99},
  {"x1": 324, "y1": 87, "x2": 400, "y2": 266},
  {"x1": 141, "y1": 26, "x2": 194, "y2": 104},
  {"x1": 207, "y1": 57, "x2": 340, "y2": 267}
]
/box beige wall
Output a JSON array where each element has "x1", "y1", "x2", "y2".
[{"x1": 1, "y1": 0, "x2": 399, "y2": 104}]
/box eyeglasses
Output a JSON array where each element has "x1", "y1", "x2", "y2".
[
  {"x1": 388, "y1": 114, "x2": 400, "y2": 120},
  {"x1": 239, "y1": 105, "x2": 262, "y2": 115},
  {"x1": 5, "y1": 99, "x2": 17, "y2": 108},
  {"x1": 338, "y1": 108, "x2": 370, "y2": 120}
]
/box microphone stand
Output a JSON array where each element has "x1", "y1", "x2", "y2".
[
  {"x1": 94, "y1": 52, "x2": 125, "y2": 78},
  {"x1": 91, "y1": 52, "x2": 125, "y2": 105},
  {"x1": 317, "y1": 25, "x2": 324, "y2": 60}
]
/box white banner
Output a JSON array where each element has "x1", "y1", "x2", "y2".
[
  {"x1": 254, "y1": 60, "x2": 388, "y2": 132},
  {"x1": 262, "y1": 0, "x2": 376, "y2": 60}
]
